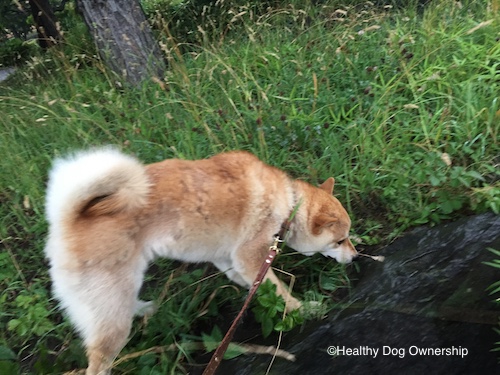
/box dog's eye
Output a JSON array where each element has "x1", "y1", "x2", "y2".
[{"x1": 337, "y1": 239, "x2": 345, "y2": 246}]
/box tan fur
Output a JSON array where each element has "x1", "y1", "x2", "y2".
[{"x1": 44, "y1": 150, "x2": 357, "y2": 374}]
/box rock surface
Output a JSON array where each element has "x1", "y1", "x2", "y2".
[
  {"x1": 0, "y1": 67, "x2": 16, "y2": 83},
  {"x1": 216, "y1": 213, "x2": 500, "y2": 374}
]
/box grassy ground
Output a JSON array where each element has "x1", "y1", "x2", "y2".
[{"x1": 0, "y1": 0, "x2": 498, "y2": 373}]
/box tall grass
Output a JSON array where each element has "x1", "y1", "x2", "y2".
[{"x1": 0, "y1": 0, "x2": 498, "y2": 373}]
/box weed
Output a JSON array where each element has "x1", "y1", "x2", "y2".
[
  {"x1": 252, "y1": 279, "x2": 304, "y2": 338},
  {"x1": 202, "y1": 326, "x2": 246, "y2": 359}
]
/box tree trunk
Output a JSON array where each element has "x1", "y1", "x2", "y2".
[
  {"x1": 77, "y1": 0, "x2": 166, "y2": 86},
  {"x1": 29, "y1": 0, "x2": 61, "y2": 48}
]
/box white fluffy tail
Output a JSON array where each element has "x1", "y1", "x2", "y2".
[{"x1": 45, "y1": 148, "x2": 150, "y2": 226}]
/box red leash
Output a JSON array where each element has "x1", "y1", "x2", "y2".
[{"x1": 202, "y1": 212, "x2": 295, "y2": 375}]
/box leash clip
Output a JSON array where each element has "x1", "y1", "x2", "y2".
[{"x1": 269, "y1": 235, "x2": 282, "y2": 253}]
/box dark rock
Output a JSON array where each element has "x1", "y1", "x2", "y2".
[
  {"x1": 0, "y1": 67, "x2": 16, "y2": 83},
  {"x1": 216, "y1": 213, "x2": 500, "y2": 374}
]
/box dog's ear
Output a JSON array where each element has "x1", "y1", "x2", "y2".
[
  {"x1": 319, "y1": 177, "x2": 335, "y2": 194},
  {"x1": 313, "y1": 213, "x2": 338, "y2": 235}
]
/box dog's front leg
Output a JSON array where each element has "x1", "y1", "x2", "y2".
[
  {"x1": 263, "y1": 268, "x2": 302, "y2": 312},
  {"x1": 232, "y1": 239, "x2": 302, "y2": 313}
]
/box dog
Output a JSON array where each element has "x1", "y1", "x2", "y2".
[{"x1": 44, "y1": 148, "x2": 357, "y2": 374}]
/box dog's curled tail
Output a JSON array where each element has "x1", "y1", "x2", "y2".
[{"x1": 45, "y1": 148, "x2": 149, "y2": 225}]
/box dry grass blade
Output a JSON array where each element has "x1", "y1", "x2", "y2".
[
  {"x1": 465, "y1": 20, "x2": 493, "y2": 35},
  {"x1": 111, "y1": 342, "x2": 295, "y2": 369}
]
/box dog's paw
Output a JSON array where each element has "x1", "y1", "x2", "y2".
[
  {"x1": 284, "y1": 297, "x2": 302, "y2": 313},
  {"x1": 134, "y1": 300, "x2": 157, "y2": 317}
]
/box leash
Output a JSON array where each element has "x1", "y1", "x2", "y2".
[{"x1": 202, "y1": 204, "x2": 300, "y2": 375}]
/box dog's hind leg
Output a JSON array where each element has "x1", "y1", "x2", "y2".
[
  {"x1": 85, "y1": 298, "x2": 154, "y2": 375},
  {"x1": 76, "y1": 272, "x2": 139, "y2": 375},
  {"x1": 53, "y1": 258, "x2": 148, "y2": 375},
  {"x1": 212, "y1": 259, "x2": 248, "y2": 287},
  {"x1": 86, "y1": 322, "x2": 130, "y2": 375}
]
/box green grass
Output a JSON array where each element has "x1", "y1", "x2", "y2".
[{"x1": 0, "y1": 0, "x2": 499, "y2": 373}]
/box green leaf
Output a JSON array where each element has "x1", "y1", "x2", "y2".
[
  {"x1": 257, "y1": 294, "x2": 276, "y2": 308},
  {"x1": 486, "y1": 248, "x2": 500, "y2": 257},
  {"x1": 440, "y1": 200, "x2": 454, "y2": 214},
  {"x1": 274, "y1": 321, "x2": 285, "y2": 331},
  {"x1": 7, "y1": 319, "x2": 21, "y2": 334},
  {"x1": 0, "y1": 360, "x2": 19, "y2": 374},
  {"x1": 252, "y1": 305, "x2": 267, "y2": 323},
  {"x1": 137, "y1": 353, "x2": 157, "y2": 367},
  {"x1": 224, "y1": 343, "x2": 247, "y2": 359},
  {"x1": 429, "y1": 174, "x2": 442, "y2": 187},
  {"x1": 210, "y1": 326, "x2": 223, "y2": 342},
  {"x1": 261, "y1": 317, "x2": 274, "y2": 338},
  {"x1": 0, "y1": 346, "x2": 16, "y2": 361},
  {"x1": 202, "y1": 325, "x2": 224, "y2": 352},
  {"x1": 266, "y1": 306, "x2": 278, "y2": 318},
  {"x1": 202, "y1": 335, "x2": 218, "y2": 352},
  {"x1": 320, "y1": 278, "x2": 338, "y2": 291},
  {"x1": 483, "y1": 261, "x2": 500, "y2": 269},
  {"x1": 465, "y1": 170, "x2": 485, "y2": 181}
]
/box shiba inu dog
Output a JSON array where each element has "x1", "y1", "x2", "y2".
[{"x1": 44, "y1": 148, "x2": 357, "y2": 374}]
